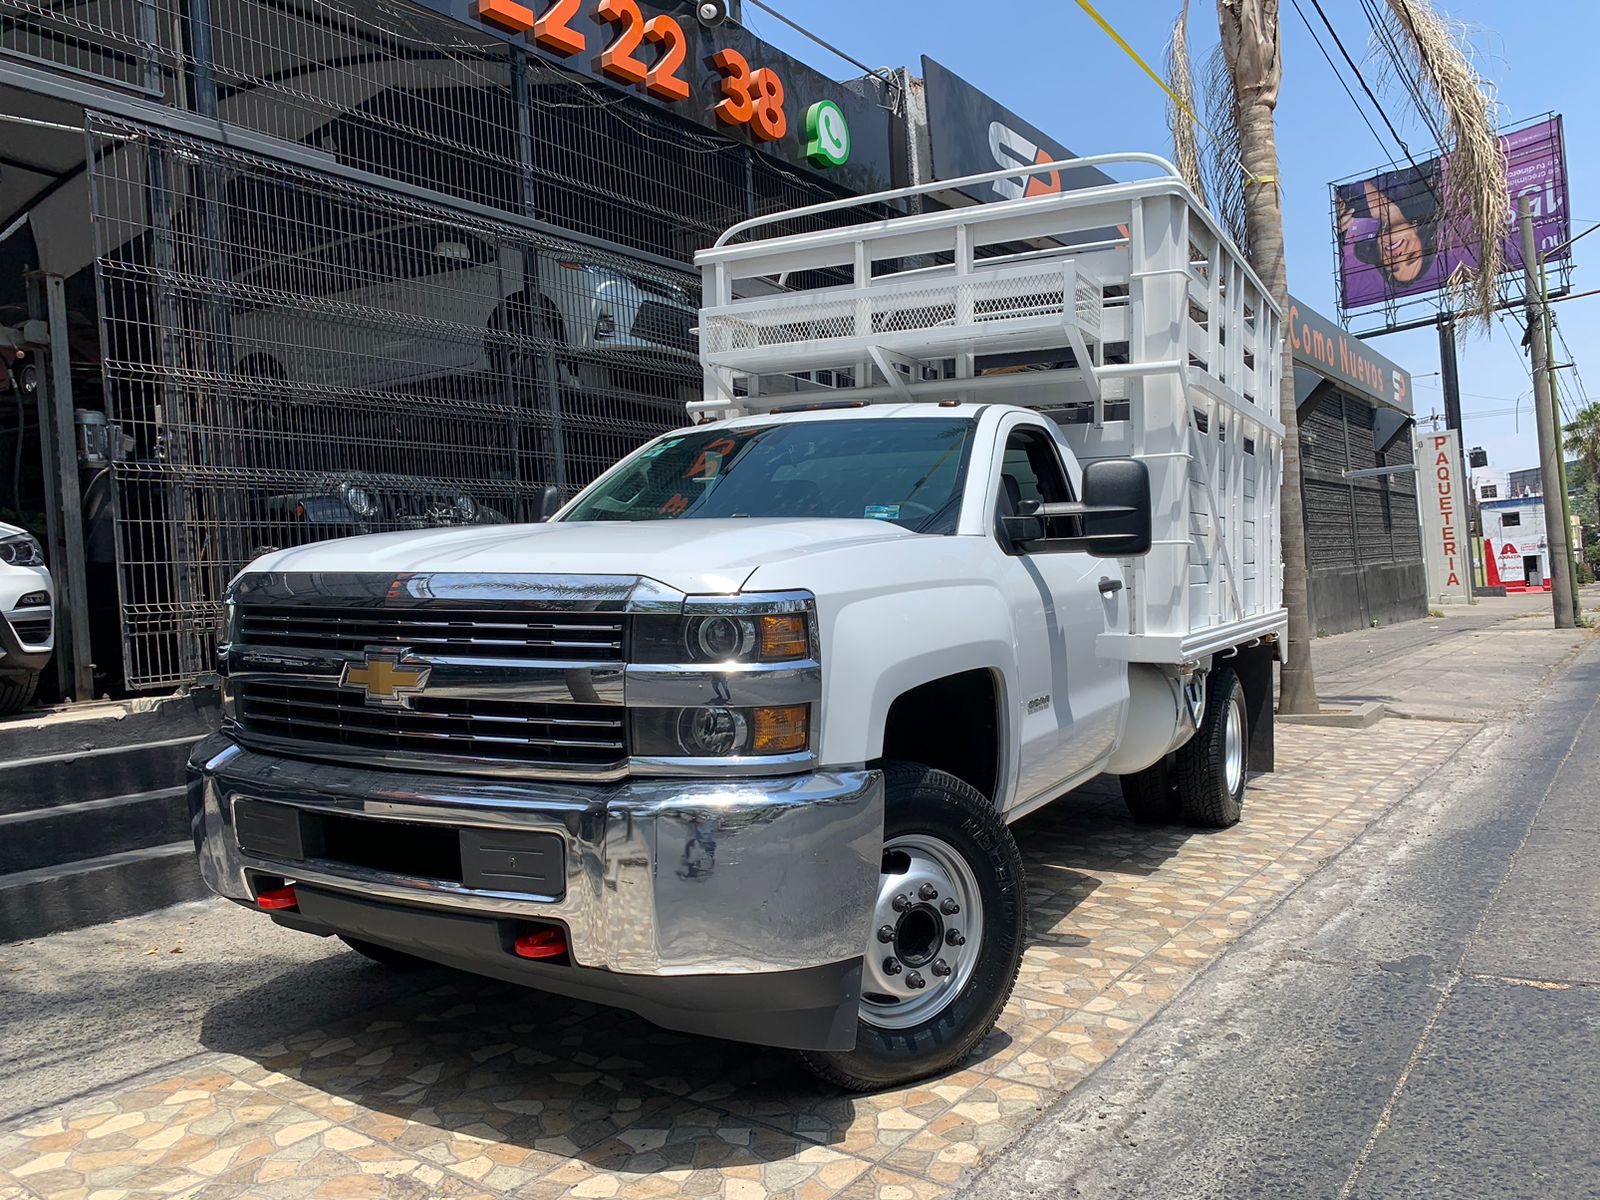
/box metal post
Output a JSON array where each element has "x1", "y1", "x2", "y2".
[
  {"x1": 1519, "y1": 195, "x2": 1577, "y2": 629},
  {"x1": 1437, "y1": 316, "x2": 1463, "y2": 432},
  {"x1": 1539, "y1": 252, "x2": 1584, "y2": 623},
  {"x1": 31, "y1": 275, "x2": 96, "y2": 700}
]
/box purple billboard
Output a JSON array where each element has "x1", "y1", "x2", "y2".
[{"x1": 1333, "y1": 115, "x2": 1570, "y2": 313}]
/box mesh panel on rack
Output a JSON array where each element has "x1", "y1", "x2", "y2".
[
  {"x1": 0, "y1": 0, "x2": 178, "y2": 96},
  {"x1": 89, "y1": 115, "x2": 699, "y2": 688}
]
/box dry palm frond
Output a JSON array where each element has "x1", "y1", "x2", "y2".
[
  {"x1": 1202, "y1": 41, "x2": 1249, "y2": 253},
  {"x1": 1166, "y1": 0, "x2": 1209, "y2": 205},
  {"x1": 1377, "y1": 0, "x2": 1507, "y2": 330}
]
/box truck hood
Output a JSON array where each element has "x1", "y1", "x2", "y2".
[{"x1": 249, "y1": 518, "x2": 918, "y2": 596}]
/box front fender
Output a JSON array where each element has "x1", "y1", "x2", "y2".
[{"x1": 814, "y1": 582, "x2": 1014, "y2": 770}]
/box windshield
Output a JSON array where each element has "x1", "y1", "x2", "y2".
[{"x1": 562, "y1": 417, "x2": 974, "y2": 533}]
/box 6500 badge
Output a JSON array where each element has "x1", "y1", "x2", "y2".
[{"x1": 469, "y1": 0, "x2": 850, "y2": 160}]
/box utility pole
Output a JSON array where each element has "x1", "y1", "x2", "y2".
[{"x1": 1519, "y1": 194, "x2": 1577, "y2": 629}]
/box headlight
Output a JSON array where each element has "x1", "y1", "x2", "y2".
[
  {"x1": 0, "y1": 534, "x2": 45, "y2": 567},
  {"x1": 337, "y1": 481, "x2": 379, "y2": 519},
  {"x1": 633, "y1": 704, "x2": 810, "y2": 758},
  {"x1": 632, "y1": 610, "x2": 813, "y2": 665}
]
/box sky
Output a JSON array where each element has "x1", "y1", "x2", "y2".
[{"x1": 743, "y1": 0, "x2": 1600, "y2": 477}]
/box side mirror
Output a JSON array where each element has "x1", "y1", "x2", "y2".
[
  {"x1": 1079, "y1": 459, "x2": 1152, "y2": 557},
  {"x1": 1001, "y1": 458, "x2": 1152, "y2": 558},
  {"x1": 536, "y1": 484, "x2": 563, "y2": 523}
]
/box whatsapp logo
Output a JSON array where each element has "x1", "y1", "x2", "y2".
[{"x1": 805, "y1": 100, "x2": 851, "y2": 168}]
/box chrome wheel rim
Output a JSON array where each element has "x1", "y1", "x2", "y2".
[
  {"x1": 860, "y1": 833, "x2": 984, "y2": 1030},
  {"x1": 1224, "y1": 691, "x2": 1245, "y2": 797}
]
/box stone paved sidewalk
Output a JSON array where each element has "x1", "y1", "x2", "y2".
[{"x1": 0, "y1": 716, "x2": 1472, "y2": 1200}]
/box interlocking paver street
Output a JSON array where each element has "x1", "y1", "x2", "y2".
[{"x1": 0, "y1": 716, "x2": 1470, "y2": 1200}]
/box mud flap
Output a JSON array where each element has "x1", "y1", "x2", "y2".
[{"x1": 1233, "y1": 644, "x2": 1276, "y2": 774}]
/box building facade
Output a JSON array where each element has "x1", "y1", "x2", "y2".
[
  {"x1": 1286, "y1": 298, "x2": 1425, "y2": 634},
  {"x1": 1, "y1": 0, "x2": 898, "y2": 696}
]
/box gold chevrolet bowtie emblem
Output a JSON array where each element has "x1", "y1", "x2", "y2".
[{"x1": 340, "y1": 650, "x2": 431, "y2": 709}]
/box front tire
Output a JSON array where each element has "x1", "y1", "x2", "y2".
[
  {"x1": 0, "y1": 670, "x2": 40, "y2": 717},
  {"x1": 800, "y1": 763, "x2": 1025, "y2": 1092},
  {"x1": 1175, "y1": 667, "x2": 1248, "y2": 828}
]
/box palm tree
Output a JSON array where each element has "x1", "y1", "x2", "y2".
[
  {"x1": 1563, "y1": 402, "x2": 1600, "y2": 497},
  {"x1": 1169, "y1": 0, "x2": 1507, "y2": 713}
]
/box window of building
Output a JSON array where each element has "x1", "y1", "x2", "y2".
[
  {"x1": 1480, "y1": 484, "x2": 1498, "y2": 499},
  {"x1": 1502, "y1": 512, "x2": 1522, "y2": 528}
]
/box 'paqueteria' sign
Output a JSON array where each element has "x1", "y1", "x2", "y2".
[
  {"x1": 1415, "y1": 430, "x2": 1470, "y2": 604},
  {"x1": 412, "y1": 0, "x2": 895, "y2": 194}
]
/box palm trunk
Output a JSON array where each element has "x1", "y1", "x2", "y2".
[{"x1": 1219, "y1": 0, "x2": 1318, "y2": 712}]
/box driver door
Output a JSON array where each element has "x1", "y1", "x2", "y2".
[{"x1": 992, "y1": 419, "x2": 1129, "y2": 809}]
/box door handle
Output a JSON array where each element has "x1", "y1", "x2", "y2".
[{"x1": 1098, "y1": 577, "x2": 1124, "y2": 596}]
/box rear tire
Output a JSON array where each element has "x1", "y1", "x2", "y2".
[
  {"x1": 1119, "y1": 757, "x2": 1181, "y2": 823},
  {"x1": 339, "y1": 936, "x2": 429, "y2": 969},
  {"x1": 800, "y1": 763, "x2": 1025, "y2": 1092},
  {"x1": 0, "y1": 670, "x2": 40, "y2": 717},
  {"x1": 1175, "y1": 667, "x2": 1248, "y2": 828}
]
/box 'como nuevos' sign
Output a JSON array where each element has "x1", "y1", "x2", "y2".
[{"x1": 414, "y1": 0, "x2": 892, "y2": 192}]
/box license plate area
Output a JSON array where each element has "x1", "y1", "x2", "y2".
[{"x1": 233, "y1": 799, "x2": 566, "y2": 899}]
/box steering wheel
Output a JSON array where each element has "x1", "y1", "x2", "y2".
[{"x1": 890, "y1": 499, "x2": 938, "y2": 521}]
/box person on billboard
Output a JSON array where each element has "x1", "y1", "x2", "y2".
[{"x1": 1335, "y1": 160, "x2": 1446, "y2": 302}]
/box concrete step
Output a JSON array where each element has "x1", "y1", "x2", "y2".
[
  {"x1": 0, "y1": 692, "x2": 219, "y2": 762},
  {"x1": 0, "y1": 842, "x2": 209, "y2": 944},
  {"x1": 0, "y1": 736, "x2": 199, "y2": 816},
  {"x1": 0, "y1": 786, "x2": 190, "y2": 875}
]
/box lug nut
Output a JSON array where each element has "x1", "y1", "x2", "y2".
[
  {"x1": 941, "y1": 898, "x2": 961, "y2": 915},
  {"x1": 932, "y1": 959, "x2": 952, "y2": 977},
  {"x1": 891, "y1": 894, "x2": 912, "y2": 913},
  {"x1": 906, "y1": 971, "x2": 926, "y2": 990},
  {"x1": 918, "y1": 883, "x2": 939, "y2": 901},
  {"x1": 946, "y1": 929, "x2": 965, "y2": 946},
  {"x1": 876, "y1": 924, "x2": 895, "y2": 944},
  {"x1": 882, "y1": 956, "x2": 902, "y2": 975}
]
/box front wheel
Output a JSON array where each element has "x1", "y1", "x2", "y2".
[
  {"x1": 0, "y1": 670, "x2": 39, "y2": 717},
  {"x1": 800, "y1": 763, "x2": 1025, "y2": 1092}
]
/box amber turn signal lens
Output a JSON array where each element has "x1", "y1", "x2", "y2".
[
  {"x1": 758, "y1": 613, "x2": 808, "y2": 660},
  {"x1": 753, "y1": 704, "x2": 809, "y2": 754}
]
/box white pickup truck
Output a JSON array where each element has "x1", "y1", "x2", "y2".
[{"x1": 189, "y1": 157, "x2": 1287, "y2": 1089}]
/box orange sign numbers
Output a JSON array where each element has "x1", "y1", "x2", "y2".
[
  {"x1": 712, "y1": 49, "x2": 787, "y2": 141},
  {"x1": 533, "y1": 0, "x2": 585, "y2": 54},
  {"x1": 597, "y1": 0, "x2": 649, "y2": 84},
  {"x1": 470, "y1": 2, "x2": 789, "y2": 141}
]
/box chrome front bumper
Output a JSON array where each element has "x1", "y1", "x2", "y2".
[{"x1": 188, "y1": 735, "x2": 884, "y2": 1042}]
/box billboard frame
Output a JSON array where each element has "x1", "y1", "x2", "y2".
[{"x1": 1330, "y1": 112, "x2": 1572, "y2": 335}]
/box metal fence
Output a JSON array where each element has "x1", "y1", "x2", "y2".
[
  {"x1": 90, "y1": 115, "x2": 701, "y2": 688},
  {"x1": 26, "y1": 0, "x2": 874, "y2": 690},
  {"x1": 0, "y1": 0, "x2": 177, "y2": 96}
]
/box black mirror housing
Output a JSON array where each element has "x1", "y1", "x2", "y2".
[
  {"x1": 1080, "y1": 459, "x2": 1152, "y2": 558},
  {"x1": 536, "y1": 485, "x2": 563, "y2": 523},
  {"x1": 1004, "y1": 459, "x2": 1153, "y2": 558}
]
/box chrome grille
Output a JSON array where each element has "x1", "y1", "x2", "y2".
[
  {"x1": 235, "y1": 605, "x2": 625, "y2": 663},
  {"x1": 234, "y1": 680, "x2": 625, "y2": 769}
]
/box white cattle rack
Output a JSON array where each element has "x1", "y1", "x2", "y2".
[{"x1": 693, "y1": 154, "x2": 1288, "y2": 666}]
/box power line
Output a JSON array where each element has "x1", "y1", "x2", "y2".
[{"x1": 1287, "y1": 0, "x2": 1394, "y2": 161}]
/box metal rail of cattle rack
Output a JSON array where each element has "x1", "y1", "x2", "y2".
[{"x1": 692, "y1": 155, "x2": 1289, "y2": 665}]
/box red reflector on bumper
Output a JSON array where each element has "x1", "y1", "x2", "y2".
[
  {"x1": 513, "y1": 928, "x2": 567, "y2": 960},
  {"x1": 256, "y1": 885, "x2": 298, "y2": 911}
]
